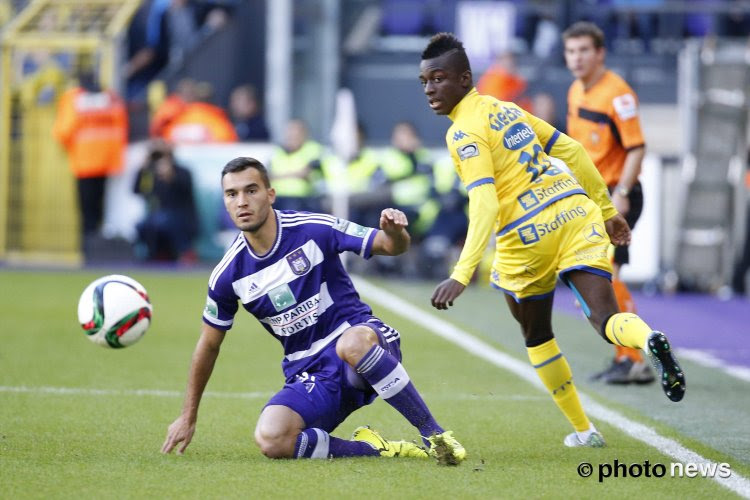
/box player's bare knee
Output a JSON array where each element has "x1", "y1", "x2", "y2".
[
  {"x1": 254, "y1": 426, "x2": 295, "y2": 459},
  {"x1": 335, "y1": 326, "x2": 378, "y2": 364}
]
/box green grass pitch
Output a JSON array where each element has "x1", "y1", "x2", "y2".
[{"x1": 0, "y1": 270, "x2": 747, "y2": 498}]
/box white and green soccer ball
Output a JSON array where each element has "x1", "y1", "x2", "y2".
[{"x1": 77, "y1": 275, "x2": 152, "y2": 348}]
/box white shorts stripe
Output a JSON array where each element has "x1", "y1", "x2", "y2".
[{"x1": 284, "y1": 321, "x2": 350, "y2": 362}]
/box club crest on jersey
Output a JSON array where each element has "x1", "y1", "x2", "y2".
[
  {"x1": 457, "y1": 142, "x2": 479, "y2": 160},
  {"x1": 286, "y1": 248, "x2": 311, "y2": 276}
]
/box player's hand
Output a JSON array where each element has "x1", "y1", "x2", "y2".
[
  {"x1": 161, "y1": 414, "x2": 196, "y2": 455},
  {"x1": 612, "y1": 192, "x2": 630, "y2": 216},
  {"x1": 431, "y1": 278, "x2": 466, "y2": 310},
  {"x1": 379, "y1": 208, "x2": 408, "y2": 236},
  {"x1": 604, "y1": 214, "x2": 631, "y2": 247}
]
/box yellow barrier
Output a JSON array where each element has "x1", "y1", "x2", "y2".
[{"x1": 0, "y1": 0, "x2": 140, "y2": 264}]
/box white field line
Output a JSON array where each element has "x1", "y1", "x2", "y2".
[
  {"x1": 0, "y1": 385, "x2": 543, "y2": 402},
  {"x1": 353, "y1": 277, "x2": 750, "y2": 499},
  {"x1": 676, "y1": 348, "x2": 750, "y2": 383},
  {"x1": 0, "y1": 386, "x2": 272, "y2": 400}
]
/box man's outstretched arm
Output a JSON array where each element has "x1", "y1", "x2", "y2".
[
  {"x1": 162, "y1": 324, "x2": 226, "y2": 454},
  {"x1": 371, "y1": 208, "x2": 411, "y2": 256}
]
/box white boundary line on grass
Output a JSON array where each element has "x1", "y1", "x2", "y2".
[
  {"x1": 0, "y1": 386, "x2": 272, "y2": 400},
  {"x1": 676, "y1": 348, "x2": 750, "y2": 383},
  {"x1": 0, "y1": 385, "x2": 543, "y2": 402},
  {"x1": 353, "y1": 277, "x2": 750, "y2": 499}
]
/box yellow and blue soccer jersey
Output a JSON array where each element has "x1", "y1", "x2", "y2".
[{"x1": 445, "y1": 88, "x2": 617, "y2": 299}]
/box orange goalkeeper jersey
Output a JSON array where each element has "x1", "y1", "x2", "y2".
[{"x1": 566, "y1": 70, "x2": 645, "y2": 187}]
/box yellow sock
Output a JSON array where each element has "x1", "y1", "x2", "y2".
[
  {"x1": 604, "y1": 313, "x2": 653, "y2": 350},
  {"x1": 612, "y1": 281, "x2": 644, "y2": 362},
  {"x1": 527, "y1": 339, "x2": 589, "y2": 432}
]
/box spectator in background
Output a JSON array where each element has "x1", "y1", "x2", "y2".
[
  {"x1": 419, "y1": 156, "x2": 468, "y2": 280},
  {"x1": 133, "y1": 139, "x2": 198, "y2": 263},
  {"x1": 165, "y1": 0, "x2": 199, "y2": 69},
  {"x1": 125, "y1": 0, "x2": 171, "y2": 102},
  {"x1": 563, "y1": 21, "x2": 654, "y2": 385},
  {"x1": 321, "y1": 123, "x2": 388, "y2": 227},
  {"x1": 731, "y1": 164, "x2": 750, "y2": 297},
  {"x1": 380, "y1": 122, "x2": 434, "y2": 239},
  {"x1": 229, "y1": 84, "x2": 270, "y2": 141},
  {"x1": 150, "y1": 78, "x2": 237, "y2": 143},
  {"x1": 476, "y1": 51, "x2": 532, "y2": 111},
  {"x1": 53, "y1": 70, "x2": 128, "y2": 257},
  {"x1": 150, "y1": 78, "x2": 198, "y2": 137},
  {"x1": 268, "y1": 119, "x2": 325, "y2": 212},
  {"x1": 532, "y1": 92, "x2": 562, "y2": 130}
]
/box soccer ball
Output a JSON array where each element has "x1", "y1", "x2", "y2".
[{"x1": 77, "y1": 275, "x2": 152, "y2": 348}]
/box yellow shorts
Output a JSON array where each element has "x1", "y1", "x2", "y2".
[{"x1": 490, "y1": 194, "x2": 613, "y2": 301}]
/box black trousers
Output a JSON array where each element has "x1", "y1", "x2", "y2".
[
  {"x1": 732, "y1": 206, "x2": 750, "y2": 294},
  {"x1": 77, "y1": 176, "x2": 107, "y2": 236},
  {"x1": 609, "y1": 181, "x2": 643, "y2": 266}
]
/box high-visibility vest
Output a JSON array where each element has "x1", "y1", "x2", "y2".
[
  {"x1": 380, "y1": 147, "x2": 432, "y2": 208},
  {"x1": 161, "y1": 102, "x2": 238, "y2": 143},
  {"x1": 270, "y1": 141, "x2": 324, "y2": 198},
  {"x1": 53, "y1": 87, "x2": 128, "y2": 178},
  {"x1": 149, "y1": 94, "x2": 186, "y2": 137},
  {"x1": 432, "y1": 155, "x2": 465, "y2": 196},
  {"x1": 322, "y1": 148, "x2": 381, "y2": 195}
]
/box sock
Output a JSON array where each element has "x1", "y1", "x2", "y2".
[
  {"x1": 612, "y1": 279, "x2": 643, "y2": 362},
  {"x1": 527, "y1": 338, "x2": 590, "y2": 432},
  {"x1": 356, "y1": 345, "x2": 443, "y2": 443},
  {"x1": 294, "y1": 428, "x2": 378, "y2": 459},
  {"x1": 603, "y1": 313, "x2": 653, "y2": 351}
]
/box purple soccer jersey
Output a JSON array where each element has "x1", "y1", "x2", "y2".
[{"x1": 203, "y1": 210, "x2": 379, "y2": 381}]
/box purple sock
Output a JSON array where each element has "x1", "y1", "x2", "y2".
[
  {"x1": 355, "y1": 345, "x2": 443, "y2": 445},
  {"x1": 294, "y1": 428, "x2": 378, "y2": 459}
]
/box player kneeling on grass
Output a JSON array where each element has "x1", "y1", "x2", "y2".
[
  {"x1": 419, "y1": 33, "x2": 686, "y2": 448},
  {"x1": 162, "y1": 157, "x2": 465, "y2": 464}
]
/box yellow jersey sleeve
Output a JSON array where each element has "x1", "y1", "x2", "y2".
[
  {"x1": 450, "y1": 183, "x2": 498, "y2": 285},
  {"x1": 523, "y1": 111, "x2": 618, "y2": 221}
]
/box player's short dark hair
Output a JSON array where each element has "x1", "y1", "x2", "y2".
[
  {"x1": 562, "y1": 21, "x2": 605, "y2": 49},
  {"x1": 421, "y1": 32, "x2": 471, "y2": 73},
  {"x1": 221, "y1": 157, "x2": 270, "y2": 188}
]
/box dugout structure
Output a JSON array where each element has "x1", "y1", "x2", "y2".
[{"x1": 0, "y1": 0, "x2": 140, "y2": 264}]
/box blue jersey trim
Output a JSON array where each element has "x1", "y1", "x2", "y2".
[
  {"x1": 497, "y1": 190, "x2": 586, "y2": 236},
  {"x1": 465, "y1": 177, "x2": 494, "y2": 191},
  {"x1": 490, "y1": 282, "x2": 554, "y2": 303},
  {"x1": 544, "y1": 130, "x2": 561, "y2": 154},
  {"x1": 532, "y1": 352, "x2": 563, "y2": 369},
  {"x1": 559, "y1": 265, "x2": 613, "y2": 283}
]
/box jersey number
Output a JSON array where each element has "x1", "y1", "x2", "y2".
[
  {"x1": 518, "y1": 144, "x2": 551, "y2": 183},
  {"x1": 518, "y1": 144, "x2": 562, "y2": 184}
]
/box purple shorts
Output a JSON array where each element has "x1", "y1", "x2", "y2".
[{"x1": 264, "y1": 317, "x2": 402, "y2": 432}]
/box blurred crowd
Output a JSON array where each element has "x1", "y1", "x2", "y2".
[{"x1": 5, "y1": 0, "x2": 746, "y2": 287}]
